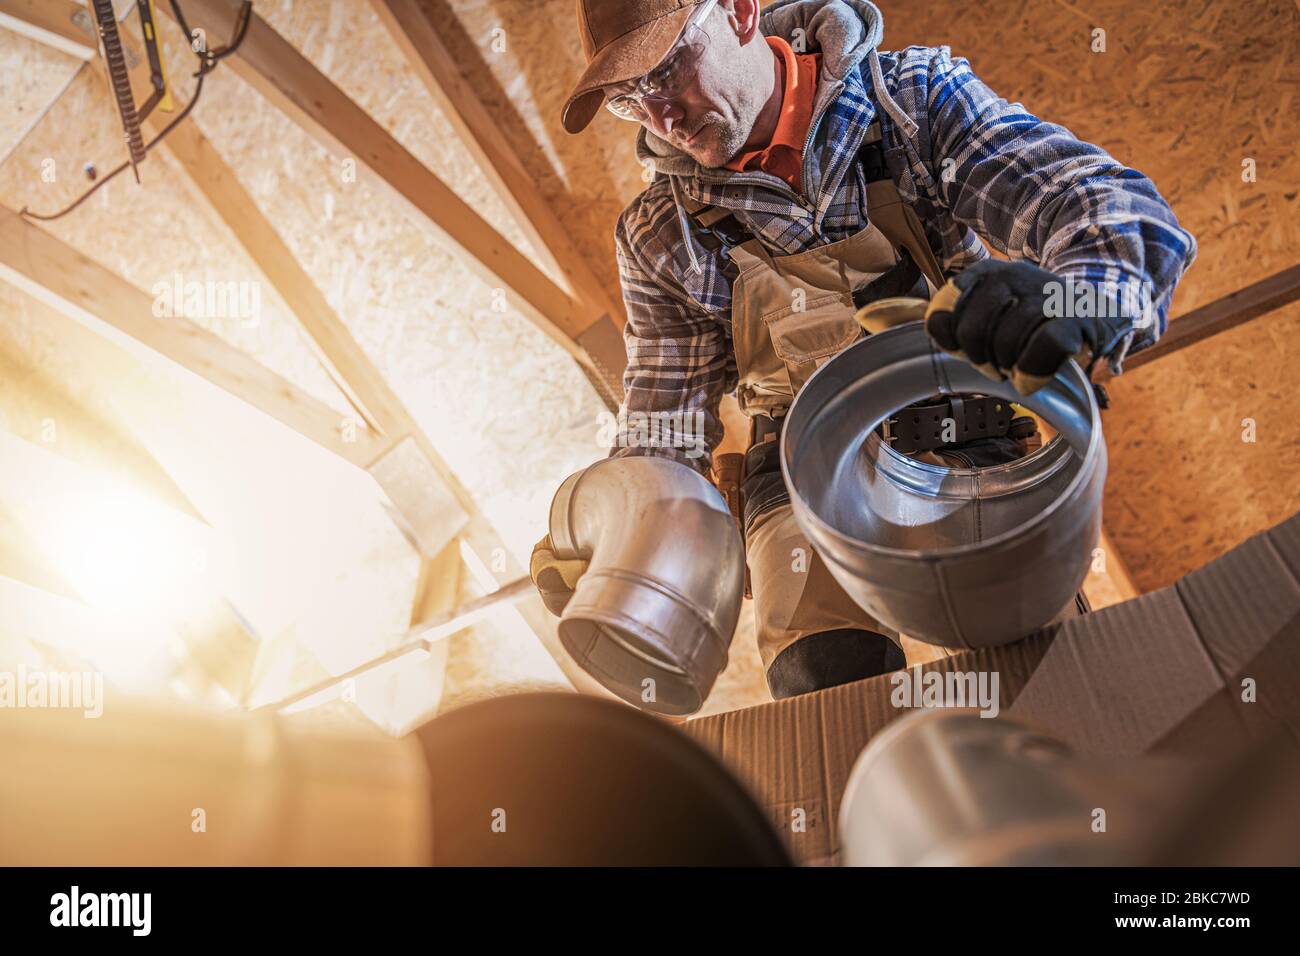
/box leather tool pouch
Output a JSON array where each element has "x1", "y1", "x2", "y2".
[
  {"x1": 711, "y1": 451, "x2": 750, "y2": 599},
  {"x1": 742, "y1": 420, "x2": 790, "y2": 538},
  {"x1": 711, "y1": 452, "x2": 745, "y2": 530}
]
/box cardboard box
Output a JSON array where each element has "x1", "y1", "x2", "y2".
[{"x1": 682, "y1": 512, "x2": 1300, "y2": 865}]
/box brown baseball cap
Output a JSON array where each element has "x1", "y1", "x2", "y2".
[{"x1": 562, "y1": 0, "x2": 701, "y2": 134}]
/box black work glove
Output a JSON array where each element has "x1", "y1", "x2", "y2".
[{"x1": 924, "y1": 260, "x2": 1115, "y2": 395}]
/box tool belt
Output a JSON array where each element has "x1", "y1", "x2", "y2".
[{"x1": 883, "y1": 395, "x2": 1037, "y2": 454}]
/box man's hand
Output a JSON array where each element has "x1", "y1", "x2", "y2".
[
  {"x1": 924, "y1": 260, "x2": 1109, "y2": 395},
  {"x1": 529, "y1": 534, "x2": 589, "y2": 617}
]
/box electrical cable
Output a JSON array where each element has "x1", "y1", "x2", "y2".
[{"x1": 18, "y1": 0, "x2": 252, "y2": 223}]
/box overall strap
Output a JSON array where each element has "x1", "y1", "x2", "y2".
[
  {"x1": 856, "y1": 123, "x2": 946, "y2": 290},
  {"x1": 679, "y1": 192, "x2": 754, "y2": 281},
  {"x1": 679, "y1": 123, "x2": 945, "y2": 290}
]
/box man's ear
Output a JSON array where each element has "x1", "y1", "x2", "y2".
[{"x1": 722, "y1": 0, "x2": 763, "y2": 44}]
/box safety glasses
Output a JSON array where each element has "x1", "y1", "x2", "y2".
[{"x1": 604, "y1": 0, "x2": 719, "y2": 122}]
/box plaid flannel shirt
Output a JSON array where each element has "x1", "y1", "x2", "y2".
[{"x1": 610, "y1": 17, "x2": 1196, "y2": 475}]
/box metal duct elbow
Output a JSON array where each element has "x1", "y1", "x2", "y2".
[
  {"x1": 782, "y1": 320, "x2": 1106, "y2": 649},
  {"x1": 548, "y1": 456, "x2": 746, "y2": 716}
]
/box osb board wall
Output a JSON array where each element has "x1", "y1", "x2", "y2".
[
  {"x1": 0, "y1": 11, "x2": 634, "y2": 717},
  {"x1": 0, "y1": 283, "x2": 427, "y2": 719},
  {"x1": 420, "y1": 0, "x2": 650, "y2": 312},
  {"x1": 0, "y1": 62, "x2": 353, "y2": 419},
  {"x1": 869, "y1": 0, "x2": 1300, "y2": 588},
  {"x1": 248, "y1": 0, "x2": 540, "y2": 266},
  {"x1": 180, "y1": 2, "x2": 610, "y2": 563},
  {"x1": 0, "y1": 7, "x2": 623, "y2": 706},
  {"x1": 0, "y1": 24, "x2": 79, "y2": 164}
]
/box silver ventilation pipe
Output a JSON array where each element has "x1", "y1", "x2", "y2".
[
  {"x1": 782, "y1": 319, "x2": 1106, "y2": 649},
  {"x1": 839, "y1": 710, "x2": 1132, "y2": 866},
  {"x1": 548, "y1": 456, "x2": 746, "y2": 716}
]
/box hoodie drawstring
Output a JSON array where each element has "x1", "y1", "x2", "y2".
[
  {"x1": 868, "y1": 47, "x2": 917, "y2": 140},
  {"x1": 671, "y1": 176, "x2": 705, "y2": 274}
]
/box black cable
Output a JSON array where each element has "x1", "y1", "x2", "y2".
[
  {"x1": 21, "y1": 71, "x2": 208, "y2": 222},
  {"x1": 18, "y1": 0, "x2": 252, "y2": 223},
  {"x1": 167, "y1": 0, "x2": 196, "y2": 47}
]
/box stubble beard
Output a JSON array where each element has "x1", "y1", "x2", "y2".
[{"x1": 682, "y1": 115, "x2": 750, "y2": 168}]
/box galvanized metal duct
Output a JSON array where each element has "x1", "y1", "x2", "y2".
[
  {"x1": 548, "y1": 456, "x2": 746, "y2": 716},
  {"x1": 838, "y1": 710, "x2": 1124, "y2": 866},
  {"x1": 782, "y1": 320, "x2": 1106, "y2": 648},
  {"x1": 837, "y1": 710, "x2": 1299, "y2": 866}
]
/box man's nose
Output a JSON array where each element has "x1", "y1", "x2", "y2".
[{"x1": 641, "y1": 97, "x2": 685, "y2": 138}]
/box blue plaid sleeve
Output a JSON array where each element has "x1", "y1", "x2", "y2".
[
  {"x1": 607, "y1": 195, "x2": 731, "y2": 474},
  {"x1": 915, "y1": 46, "x2": 1197, "y2": 366}
]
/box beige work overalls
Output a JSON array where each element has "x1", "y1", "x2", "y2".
[{"x1": 688, "y1": 123, "x2": 947, "y2": 677}]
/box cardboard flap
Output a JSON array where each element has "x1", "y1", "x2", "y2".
[
  {"x1": 1009, "y1": 588, "x2": 1224, "y2": 755},
  {"x1": 684, "y1": 511, "x2": 1300, "y2": 865}
]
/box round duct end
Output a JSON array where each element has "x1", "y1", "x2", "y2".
[
  {"x1": 559, "y1": 570, "x2": 729, "y2": 716},
  {"x1": 782, "y1": 321, "x2": 1106, "y2": 648}
]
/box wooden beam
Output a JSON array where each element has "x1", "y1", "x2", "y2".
[
  {"x1": 0, "y1": 0, "x2": 623, "y2": 691},
  {"x1": 0, "y1": 204, "x2": 384, "y2": 469},
  {"x1": 0, "y1": 309, "x2": 208, "y2": 525},
  {"x1": 262, "y1": 575, "x2": 534, "y2": 713},
  {"x1": 1104, "y1": 264, "x2": 1300, "y2": 376},
  {"x1": 139, "y1": 110, "x2": 468, "y2": 556},
  {"x1": 409, "y1": 535, "x2": 463, "y2": 629},
  {"x1": 158, "y1": 121, "x2": 397, "y2": 438},
  {"x1": 0, "y1": 499, "x2": 81, "y2": 602},
  {"x1": 368, "y1": 0, "x2": 624, "y2": 326},
  {"x1": 0, "y1": 0, "x2": 95, "y2": 59},
  {"x1": 157, "y1": 0, "x2": 625, "y2": 401},
  {"x1": 1095, "y1": 526, "x2": 1140, "y2": 602},
  {"x1": 10, "y1": 0, "x2": 467, "y2": 557}
]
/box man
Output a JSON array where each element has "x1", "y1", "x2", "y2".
[{"x1": 532, "y1": 0, "x2": 1195, "y2": 700}]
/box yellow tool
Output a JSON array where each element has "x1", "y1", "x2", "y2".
[{"x1": 140, "y1": 0, "x2": 175, "y2": 113}]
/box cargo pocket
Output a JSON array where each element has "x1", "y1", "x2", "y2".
[{"x1": 765, "y1": 295, "x2": 863, "y2": 393}]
